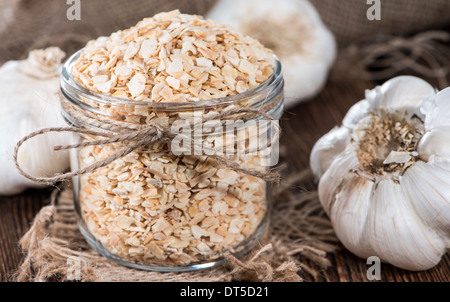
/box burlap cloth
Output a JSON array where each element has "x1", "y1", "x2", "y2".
[
  {"x1": 0, "y1": 0, "x2": 216, "y2": 65},
  {"x1": 14, "y1": 170, "x2": 338, "y2": 282},
  {"x1": 308, "y1": 0, "x2": 450, "y2": 88},
  {"x1": 310, "y1": 0, "x2": 450, "y2": 48}
]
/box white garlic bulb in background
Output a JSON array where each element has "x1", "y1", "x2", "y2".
[
  {"x1": 0, "y1": 47, "x2": 70, "y2": 195},
  {"x1": 310, "y1": 76, "x2": 450, "y2": 271},
  {"x1": 206, "y1": 0, "x2": 336, "y2": 107}
]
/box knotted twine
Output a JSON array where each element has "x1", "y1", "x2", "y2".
[{"x1": 13, "y1": 95, "x2": 281, "y2": 185}]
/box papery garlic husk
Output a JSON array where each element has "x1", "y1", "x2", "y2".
[
  {"x1": 206, "y1": 0, "x2": 336, "y2": 108},
  {"x1": 310, "y1": 75, "x2": 450, "y2": 271},
  {"x1": 0, "y1": 47, "x2": 70, "y2": 195}
]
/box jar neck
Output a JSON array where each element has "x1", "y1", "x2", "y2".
[{"x1": 60, "y1": 50, "x2": 284, "y2": 129}]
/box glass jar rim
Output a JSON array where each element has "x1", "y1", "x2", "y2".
[{"x1": 61, "y1": 49, "x2": 283, "y2": 110}]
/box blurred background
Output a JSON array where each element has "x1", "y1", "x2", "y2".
[{"x1": 1, "y1": 0, "x2": 450, "y2": 88}]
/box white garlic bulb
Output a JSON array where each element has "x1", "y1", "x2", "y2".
[
  {"x1": 0, "y1": 47, "x2": 70, "y2": 195},
  {"x1": 310, "y1": 76, "x2": 450, "y2": 271},
  {"x1": 206, "y1": 0, "x2": 336, "y2": 108}
]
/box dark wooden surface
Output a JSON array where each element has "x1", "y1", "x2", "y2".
[{"x1": 1, "y1": 78, "x2": 449, "y2": 282}]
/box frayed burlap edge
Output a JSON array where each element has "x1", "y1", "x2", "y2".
[{"x1": 13, "y1": 169, "x2": 338, "y2": 282}]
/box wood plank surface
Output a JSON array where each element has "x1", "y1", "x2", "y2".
[
  {"x1": 0, "y1": 78, "x2": 448, "y2": 282},
  {"x1": 0, "y1": 188, "x2": 51, "y2": 281}
]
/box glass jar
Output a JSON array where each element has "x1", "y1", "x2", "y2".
[{"x1": 60, "y1": 50, "x2": 284, "y2": 271}]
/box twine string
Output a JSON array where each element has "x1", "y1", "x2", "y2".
[
  {"x1": 334, "y1": 30, "x2": 450, "y2": 89},
  {"x1": 14, "y1": 98, "x2": 281, "y2": 185}
]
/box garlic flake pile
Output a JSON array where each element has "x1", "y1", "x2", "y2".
[
  {"x1": 310, "y1": 76, "x2": 449, "y2": 271},
  {"x1": 0, "y1": 47, "x2": 71, "y2": 195},
  {"x1": 206, "y1": 0, "x2": 336, "y2": 108}
]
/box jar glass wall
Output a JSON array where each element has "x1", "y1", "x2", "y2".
[{"x1": 61, "y1": 51, "x2": 284, "y2": 271}]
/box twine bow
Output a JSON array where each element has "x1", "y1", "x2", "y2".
[{"x1": 13, "y1": 99, "x2": 281, "y2": 185}]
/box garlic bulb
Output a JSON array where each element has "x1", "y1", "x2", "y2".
[
  {"x1": 206, "y1": 0, "x2": 336, "y2": 108},
  {"x1": 0, "y1": 47, "x2": 70, "y2": 195},
  {"x1": 310, "y1": 76, "x2": 450, "y2": 271}
]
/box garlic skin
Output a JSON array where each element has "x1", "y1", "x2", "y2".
[
  {"x1": 0, "y1": 47, "x2": 70, "y2": 195},
  {"x1": 310, "y1": 76, "x2": 449, "y2": 271},
  {"x1": 206, "y1": 0, "x2": 336, "y2": 108}
]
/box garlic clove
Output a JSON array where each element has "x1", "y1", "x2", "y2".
[
  {"x1": 417, "y1": 126, "x2": 450, "y2": 161},
  {"x1": 422, "y1": 87, "x2": 450, "y2": 131},
  {"x1": 402, "y1": 160, "x2": 450, "y2": 239},
  {"x1": 330, "y1": 174, "x2": 376, "y2": 259},
  {"x1": 0, "y1": 111, "x2": 40, "y2": 195},
  {"x1": 0, "y1": 94, "x2": 69, "y2": 195},
  {"x1": 342, "y1": 99, "x2": 371, "y2": 130},
  {"x1": 318, "y1": 146, "x2": 359, "y2": 215},
  {"x1": 368, "y1": 179, "x2": 446, "y2": 271},
  {"x1": 366, "y1": 76, "x2": 435, "y2": 116},
  {"x1": 310, "y1": 126, "x2": 350, "y2": 179}
]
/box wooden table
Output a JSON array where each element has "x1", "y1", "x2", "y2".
[{"x1": 1, "y1": 78, "x2": 449, "y2": 282}]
